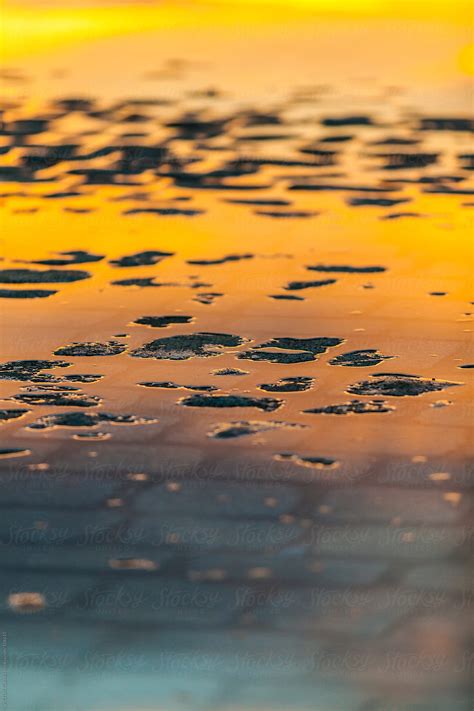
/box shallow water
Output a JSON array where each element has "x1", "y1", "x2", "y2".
[{"x1": 0, "y1": 2, "x2": 473, "y2": 710}]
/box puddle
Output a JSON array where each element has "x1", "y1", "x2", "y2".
[
  {"x1": 0, "y1": 447, "x2": 31, "y2": 458},
  {"x1": 72, "y1": 431, "x2": 111, "y2": 440},
  {"x1": 255, "y1": 210, "x2": 318, "y2": 219},
  {"x1": 187, "y1": 254, "x2": 254, "y2": 266},
  {"x1": 275, "y1": 453, "x2": 339, "y2": 469},
  {"x1": 259, "y1": 376, "x2": 314, "y2": 392},
  {"x1": 346, "y1": 373, "x2": 462, "y2": 397},
  {"x1": 239, "y1": 337, "x2": 343, "y2": 364},
  {"x1": 328, "y1": 349, "x2": 395, "y2": 367},
  {"x1": 26, "y1": 411, "x2": 159, "y2": 430},
  {"x1": 0, "y1": 360, "x2": 71, "y2": 381},
  {"x1": 139, "y1": 381, "x2": 219, "y2": 392},
  {"x1": 304, "y1": 399, "x2": 395, "y2": 415},
  {"x1": 0, "y1": 288, "x2": 58, "y2": 298},
  {"x1": 283, "y1": 279, "x2": 337, "y2": 291},
  {"x1": 109, "y1": 250, "x2": 174, "y2": 267},
  {"x1": 179, "y1": 393, "x2": 284, "y2": 412},
  {"x1": 0, "y1": 268, "x2": 90, "y2": 283},
  {"x1": 111, "y1": 277, "x2": 179, "y2": 288},
  {"x1": 208, "y1": 420, "x2": 307, "y2": 439},
  {"x1": 132, "y1": 315, "x2": 194, "y2": 328},
  {"x1": 269, "y1": 294, "x2": 305, "y2": 300},
  {"x1": 11, "y1": 391, "x2": 101, "y2": 407},
  {"x1": 348, "y1": 197, "x2": 411, "y2": 207},
  {"x1": 306, "y1": 265, "x2": 386, "y2": 274},
  {"x1": 131, "y1": 332, "x2": 247, "y2": 360},
  {"x1": 193, "y1": 292, "x2": 224, "y2": 305},
  {"x1": 0, "y1": 408, "x2": 30, "y2": 422},
  {"x1": 123, "y1": 207, "x2": 203, "y2": 216},
  {"x1": 211, "y1": 368, "x2": 249, "y2": 376},
  {"x1": 26, "y1": 250, "x2": 104, "y2": 266},
  {"x1": 54, "y1": 341, "x2": 127, "y2": 357}
]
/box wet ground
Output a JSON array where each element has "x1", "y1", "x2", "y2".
[{"x1": 0, "y1": 3, "x2": 473, "y2": 710}]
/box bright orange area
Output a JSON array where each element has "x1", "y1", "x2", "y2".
[{"x1": 1, "y1": 0, "x2": 472, "y2": 61}]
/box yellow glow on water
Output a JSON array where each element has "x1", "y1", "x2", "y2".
[
  {"x1": 458, "y1": 43, "x2": 474, "y2": 74},
  {"x1": 1, "y1": 0, "x2": 472, "y2": 61}
]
